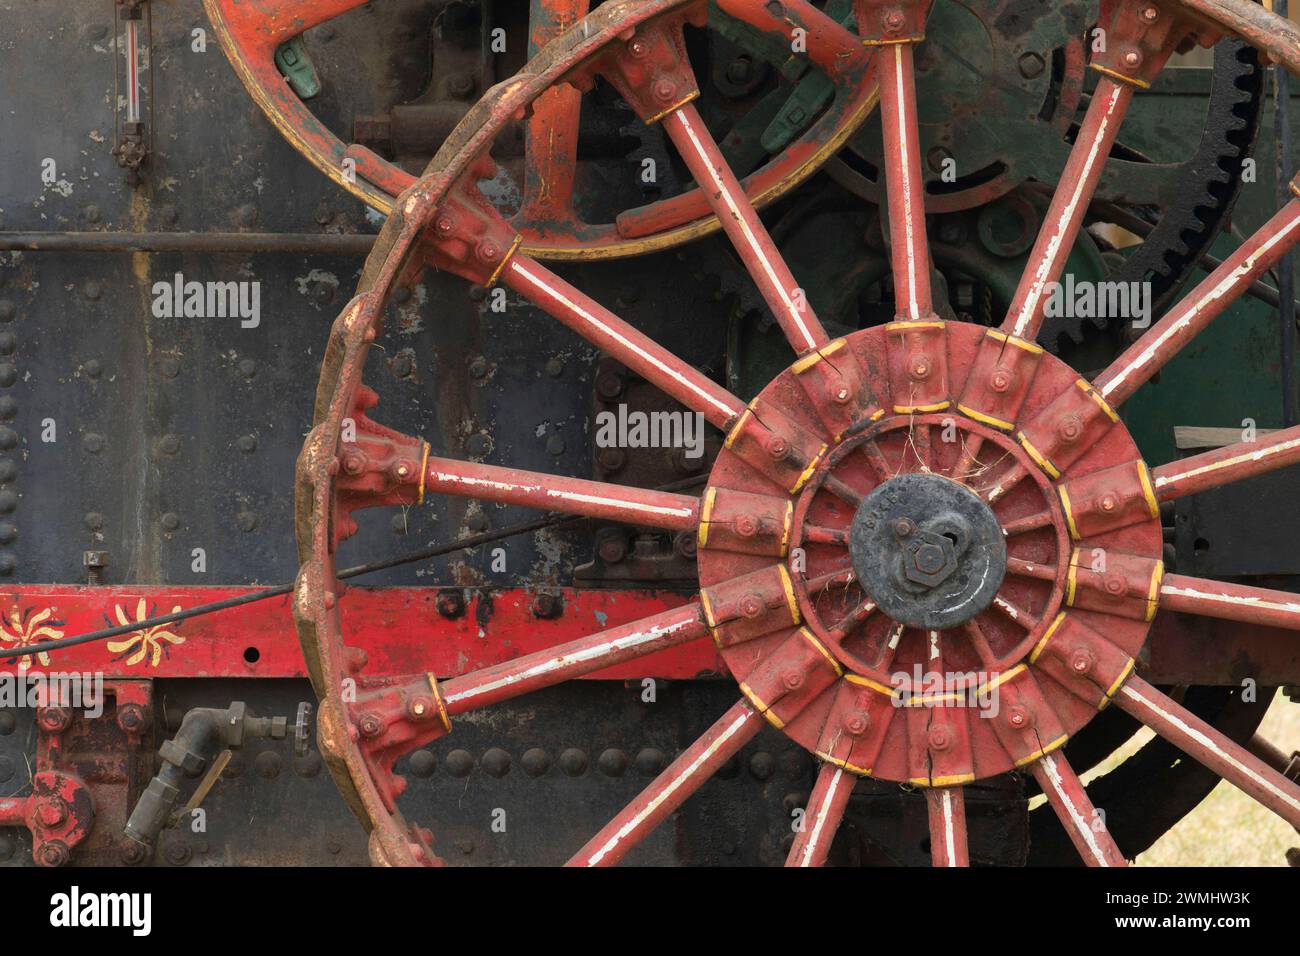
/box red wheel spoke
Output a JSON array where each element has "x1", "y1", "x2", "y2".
[
  {"x1": 715, "y1": 0, "x2": 869, "y2": 77},
  {"x1": 1150, "y1": 423, "x2": 1300, "y2": 501},
  {"x1": 1161, "y1": 573, "x2": 1300, "y2": 630},
  {"x1": 830, "y1": 598, "x2": 877, "y2": 638},
  {"x1": 908, "y1": 421, "x2": 932, "y2": 471},
  {"x1": 924, "y1": 787, "x2": 969, "y2": 867},
  {"x1": 962, "y1": 619, "x2": 996, "y2": 666},
  {"x1": 876, "y1": 41, "x2": 936, "y2": 321},
  {"x1": 1093, "y1": 193, "x2": 1300, "y2": 405},
  {"x1": 520, "y1": 1, "x2": 591, "y2": 223},
  {"x1": 1000, "y1": 510, "x2": 1054, "y2": 536},
  {"x1": 503, "y1": 255, "x2": 745, "y2": 428},
  {"x1": 805, "y1": 564, "x2": 856, "y2": 590},
  {"x1": 824, "y1": 475, "x2": 865, "y2": 505},
  {"x1": 991, "y1": 594, "x2": 1037, "y2": 630},
  {"x1": 803, "y1": 524, "x2": 850, "y2": 547},
  {"x1": 1030, "y1": 753, "x2": 1127, "y2": 867},
  {"x1": 661, "y1": 103, "x2": 831, "y2": 354},
  {"x1": 1000, "y1": 1, "x2": 1206, "y2": 341},
  {"x1": 875, "y1": 621, "x2": 906, "y2": 668},
  {"x1": 786, "y1": 762, "x2": 855, "y2": 867},
  {"x1": 1001, "y1": 78, "x2": 1134, "y2": 341},
  {"x1": 423, "y1": 455, "x2": 700, "y2": 531},
  {"x1": 952, "y1": 434, "x2": 986, "y2": 483},
  {"x1": 862, "y1": 440, "x2": 895, "y2": 481},
  {"x1": 568, "y1": 700, "x2": 763, "y2": 866},
  {"x1": 1006, "y1": 557, "x2": 1057, "y2": 582},
  {"x1": 1116, "y1": 675, "x2": 1300, "y2": 829},
  {"x1": 440, "y1": 603, "x2": 709, "y2": 715},
  {"x1": 981, "y1": 462, "x2": 1027, "y2": 504}
]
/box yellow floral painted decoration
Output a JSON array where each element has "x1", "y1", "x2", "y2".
[
  {"x1": 106, "y1": 598, "x2": 185, "y2": 667},
  {"x1": 0, "y1": 606, "x2": 64, "y2": 670}
]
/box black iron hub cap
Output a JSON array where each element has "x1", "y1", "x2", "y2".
[{"x1": 848, "y1": 473, "x2": 1007, "y2": 630}]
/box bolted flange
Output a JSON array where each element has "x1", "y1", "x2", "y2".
[{"x1": 849, "y1": 473, "x2": 1006, "y2": 629}]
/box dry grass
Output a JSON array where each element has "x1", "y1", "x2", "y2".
[{"x1": 1103, "y1": 693, "x2": 1300, "y2": 867}]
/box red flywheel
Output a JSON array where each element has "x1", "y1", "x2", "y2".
[{"x1": 293, "y1": 0, "x2": 1300, "y2": 867}]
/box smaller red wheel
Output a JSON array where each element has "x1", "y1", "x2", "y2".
[{"x1": 203, "y1": 0, "x2": 880, "y2": 259}]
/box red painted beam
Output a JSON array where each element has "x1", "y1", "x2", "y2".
[{"x1": 0, "y1": 585, "x2": 719, "y2": 680}]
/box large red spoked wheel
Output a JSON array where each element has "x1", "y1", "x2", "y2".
[
  {"x1": 204, "y1": 0, "x2": 878, "y2": 259},
  {"x1": 295, "y1": 0, "x2": 1300, "y2": 866}
]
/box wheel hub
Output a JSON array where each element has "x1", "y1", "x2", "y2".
[
  {"x1": 696, "y1": 321, "x2": 1162, "y2": 784},
  {"x1": 849, "y1": 473, "x2": 1007, "y2": 629}
]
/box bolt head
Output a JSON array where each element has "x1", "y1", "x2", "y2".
[
  {"x1": 1017, "y1": 51, "x2": 1046, "y2": 78},
  {"x1": 674, "y1": 531, "x2": 697, "y2": 559},
  {"x1": 926, "y1": 146, "x2": 953, "y2": 174},
  {"x1": 597, "y1": 535, "x2": 627, "y2": 563},
  {"x1": 595, "y1": 535, "x2": 626, "y2": 564},
  {"x1": 37, "y1": 842, "x2": 69, "y2": 867},
  {"x1": 594, "y1": 371, "x2": 623, "y2": 398},
  {"x1": 1007, "y1": 705, "x2": 1030, "y2": 728},
  {"x1": 893, "y1": 517, "x2": 916, "y2": 538},
  {"x1": 436, "y1": 591, "x2": 465, "y2": 618},
  {"x1": 914, "y1": 543, "x2": 947, "y2": 575},
  {"x1": 531, "y1": 592, "x2": 563, "y2": 619},
  {"x1": 739, "y1": 594, "x2": 764, "y2": 618},
  {"x1": 117, "y1": 704, "x2": 144, "y2": 731},
  {"x1": 782, "y1": 670, "x2": 804, "y2": 690},
  {"x1": 990, "y1": 368, "x2": 1012, "y2": 393},
  {"x1": 909, "y1": 357, "x2": 931, "y2": 380},
  {"x1": 37, "y1": 708, "x2": 70, "y2": 733},
  {"x1": 36, "y1": 799, "x2": 66, "y2": 828},
  {"x1": 597, "y1": 447, "x2": 626, "y2": 472},
  {"x1": 119, "y1": 840, "x2": 147, "y2": 865}
]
